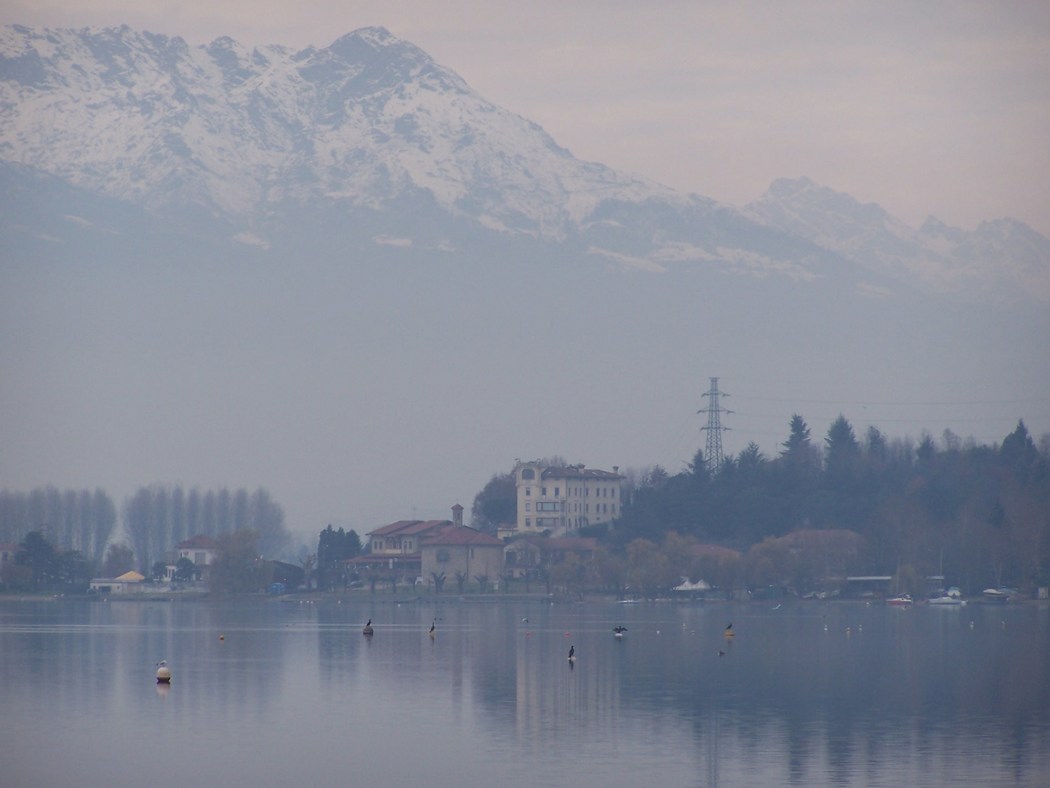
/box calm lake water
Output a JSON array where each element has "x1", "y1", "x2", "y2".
[{"x1": 1, "y1": 596, "x2": 1048, "y2": 787}]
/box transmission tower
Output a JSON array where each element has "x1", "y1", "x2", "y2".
[{"x1": 698, "y1": 377, "x2": 731, "y2": 473}]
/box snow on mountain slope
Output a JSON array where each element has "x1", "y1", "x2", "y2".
[
  {"x1": 747, "y1": 177, "x2": 1050, "y2": 302},
  {"x1": 0, "y1": 24, "x2": 686, "y2": 238},
  {"x1": 2, "y1": 24, "x2": 1048, "y2": 302}
]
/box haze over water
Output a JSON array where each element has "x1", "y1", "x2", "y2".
[{"x1": 2, "y1": 597, "x2": 1048, "y2": 787}]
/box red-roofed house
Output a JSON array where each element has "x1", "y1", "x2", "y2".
[
  {"x1": 349, "y1": 505, "x2": 468, "y2": 584},
  {"x1": 420, "y1": 525, "x2": 504, "y2": 591}
]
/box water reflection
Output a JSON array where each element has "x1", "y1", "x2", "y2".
[{"x1": 1, "y1": 598, "x2": 1047, "y2": 786}]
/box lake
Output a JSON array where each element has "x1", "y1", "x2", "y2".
[{"x1": 1, "y1": 595, "x2": 1048, "y2": 787}]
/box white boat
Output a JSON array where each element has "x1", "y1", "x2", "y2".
[
  {"x1": 982, "y1": 588, "x2": 1012, "y2": 603},
  {"x1": 886, "y1": 594, "x2": 913, "y2": 607},
  {"x1": 928, "y1": 586, "x2": 965, "y2": 605}
]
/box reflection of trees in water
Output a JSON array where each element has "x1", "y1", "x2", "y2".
[
  {"x1": 656, "y1": 605, "x2": 1050, "y2": 783},
  {"x1": 395, "y1": 600, "x2": 1050, "y2": 783}
]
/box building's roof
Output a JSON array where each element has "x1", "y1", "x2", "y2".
[
  {"x1": 368, "y1": 519, "x2": 452, "y2": 538},
  {"x1": 177, "y1": 534, "x2": 218, "y2": 550},
  {"x1": 539, "y1": 466, "x2": 622, "y2": 480},
  {"x1": 423, "y1": 525, "x2": 503, "y2": 547},
  {"x1": 116, "y1": 570, "x2": 145, "y2": 582}
]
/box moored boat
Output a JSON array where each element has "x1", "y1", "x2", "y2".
[
  {"x1": 982, "y1": 588, "x2": 1012, "y2": 603},
  {"x1": 886, "y1": 594, "x2": 913, "y2": 607},
  {"x1": 928, "y1": 586, "x2": 965, "y2": 605}
]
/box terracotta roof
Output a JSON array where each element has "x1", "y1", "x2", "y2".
[
  {"x1": 177, "y1": 534, "x2": 218, "y2": 550},
  {"x1": 422, "y1": 525, "x2": 503, "y2": 547},
  {"x1": 368, "y1": 519, "x2": 452, "y2": 537}
]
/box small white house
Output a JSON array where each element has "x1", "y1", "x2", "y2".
[{"x1": 89, "y1": 570, "x2": 146, "y2": 595}]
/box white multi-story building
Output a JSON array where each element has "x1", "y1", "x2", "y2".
[{"x1": 513, "y1": 461, "x2": 623, "y2": 537}]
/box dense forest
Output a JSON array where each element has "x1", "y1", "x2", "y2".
[
  {"x1": 603, "y1": 417, "x2": 1050, "y2": 593},
  {"x1": 469, "y1": 418, "x2": 1050, "y2": 595}
]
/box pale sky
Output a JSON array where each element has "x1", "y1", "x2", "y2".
[
  {"x1": 3, "y1": 2, "x2": 1049, "y2": 546},
  {"x1": 6, "y1": 0, "x2": 1050, "y2": 237}
]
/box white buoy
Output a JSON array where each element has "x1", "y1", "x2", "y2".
[{"x1": 156, "y1": 660, "x2": 171, "y2": 684}]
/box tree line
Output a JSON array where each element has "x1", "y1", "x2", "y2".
[
  {"x1": 0, "y1": 487, "x2": 116, "y2": 563},
  {"x1": 605, "y1": 417, "x2": 1050, "y2": 593},
  {"x1": 123, "y1": 485, "x2": 290, "y2": 572},
  {"x1": 1, "y1": 485, "x2": 290, "y2": 584},
  {"x1": 468, "y1": 418, "x2": 1049, "y2": 595}
]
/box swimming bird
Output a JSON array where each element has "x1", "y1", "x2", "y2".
[
  {"x1": 521, "y1": 617, "x2": 529, "y2": 624},
  {"x1": 724, "y1": 623, "x2": 735, "y2": 637},
  {"x1": 568, "y1": 645, "x2": 576, "y2": 662},
  {"x1": 429, "y1": 621, "x2": 436, "y2": 637},
  {"x1": 613, "y1": 625, "x2": 628, "y2": 638},
  {"x1": 718, "y1": 650, "x2": 726, "y2": 657},
  {"x1": 362, "y1": 619, "x2": 373, "y2": 636}
]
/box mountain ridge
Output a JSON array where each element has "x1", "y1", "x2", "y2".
[{"x1": 1, "y1": 23, "x2": 1048, "y2": 303}]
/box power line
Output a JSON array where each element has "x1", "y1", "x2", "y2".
[{"x1": 732, "y1": 395, "x2": 1049, "y2": 407}]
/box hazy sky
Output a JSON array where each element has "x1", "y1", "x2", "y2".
[
  {"x1": 4, "y1": 2, "x2": 1049, "y2": 547},
  {"x1": 7, "y1": 0, "x2": 1050, "y2": 237}
]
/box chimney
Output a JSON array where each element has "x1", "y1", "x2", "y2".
[{"x1": 451, "y1": 503, "x2": 463, "y2": 526}]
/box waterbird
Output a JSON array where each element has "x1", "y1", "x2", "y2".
[
  {"x1": 362, "y1": 619, "x2": 374, "y2": 636},
  {"x1": 568, "y1": 645, "x2": 576, "y2": 662},
  {"x1": 613, "y1": 625, "x2": 628, "y2": 638},
  {"x1": 429, "y1": 620, "x2": 436, "y2": 637},
  {"x1": 724, "y1": 623, "x2": 735, "y2": 637},
  {"x1": 718, "y1": 650, "x2": 726, "y2": 657}
]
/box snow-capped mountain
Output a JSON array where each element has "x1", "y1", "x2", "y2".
[
  {"x1": 0, "y1": 24, "x2": 689, "y2": 238},
  {"x1": 1, "y1": 24, "x2": 1048, "y2": 302},
  {"x1": 747, "y1": 177, "x2": 1050, "y2": 302}
]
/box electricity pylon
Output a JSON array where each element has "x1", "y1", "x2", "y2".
[{"x1": 698, "y1": 377, "x2": 731, "y2": 473}]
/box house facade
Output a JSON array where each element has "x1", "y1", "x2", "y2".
[
  {"x1": 503, "y1": 535, "x2": 598, "y2": 579},
  {"x1": 420, "y1": 525, "x2": 504, "y2": 590},
  {"x1": 176, "y1": 534, "x2": 219, "y2": 567},
  {"x1": 513, "y1": 461, "x2": 624, "y2": 537},
  {"x1": 351, "y1": 505, "x2": 467, "y2": 584}
]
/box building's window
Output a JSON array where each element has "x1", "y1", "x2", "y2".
[
  {"x1": 612, "y1": 504, "x2": 616, "y2": 514},
  {"x1": 525, "y1": 487, "x2": 531, "y2": 496},
  {"x1": 521, "y1": 469, "x2": 535, "y2": 480},
  {"x1": 525, "y1": 518, "x2": 531, "y2": 527},
  {"x1": 541, "y1": 487, "x2": 547, "y2": 496},
  {"x1": 537, "y1": 502, "x2": 559, "y2": 512},
  {"x1": 612, "y1": 487, "x2": 618, "y2": 498},
  {"x1": 437, "y1": 549, "x2": 449, "y2": 563},
  {"x1": 525, "y1": 502, "x2": 531, "y2": 512},
  {"x1": 554, "y1": 487, "x2": 560, "y2": 496}
]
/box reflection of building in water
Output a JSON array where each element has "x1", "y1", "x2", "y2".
[{"x1": 514, "y1": 634, "x2": 622, "y2": 744}]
